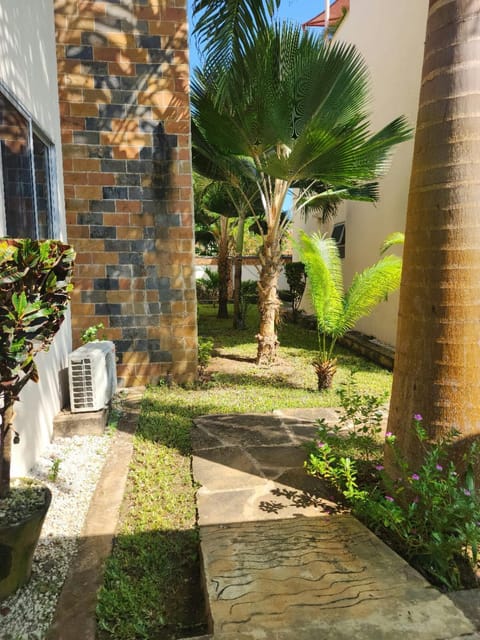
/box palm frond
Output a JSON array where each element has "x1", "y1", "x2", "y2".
[
  {"x1": 296, "y1": 232, "x2": 344, "y2": 334},
  {"x1": 380, "y1": 231, "x2": 405, "y2": 255},
  {"x1": 193, "y1": 0, "x2": 280, "y2": 72},
  {"x1": 341, "y1": 254, "x2": 402, "y2": 336},
  {"x1": 295, "y1": 182, "x2": 380, "y2": 220}
]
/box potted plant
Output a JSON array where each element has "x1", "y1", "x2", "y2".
[{"x1": 0, "y1": 238, "x2": 75, "y2": 600}]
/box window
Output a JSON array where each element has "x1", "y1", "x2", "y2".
[
  {"x1": 0, "y1": 86, "x2": 57, "y2": 239},
  {"x1": 332, "y1": 222, "x2": 345, "y2": 258}
]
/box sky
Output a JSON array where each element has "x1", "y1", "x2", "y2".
[{"x1": 187, "y1": 0, "x2": 329, "y2": 70}]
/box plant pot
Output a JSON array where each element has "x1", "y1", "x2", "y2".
[{"x1": 0, "y1": 484, "x2": 51, "y2": 601}]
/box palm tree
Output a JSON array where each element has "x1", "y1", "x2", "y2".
[
  {"x1": 297, "y1": 231, "x2": 402, "y2": 389},
  {"x1": 385, "y1": 0, "x2": 480, "y2": 472},
  {"x1": 194, "y1": 177, "x2": 236, "y2": 318},
  {"x1": 191, "y1": 22, "x2": 411, "y2": 364}
]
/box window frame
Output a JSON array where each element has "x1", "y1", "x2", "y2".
[
  {"x1": 0, "y1": 80, "x2": 59, "y2": 239},
  {"x1": 331, "y1": 221, "x2": 346, "y2": 259}
]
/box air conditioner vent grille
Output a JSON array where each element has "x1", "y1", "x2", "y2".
[{"x1": 68, "y1": 341, "x2": 117, "y2": 413}]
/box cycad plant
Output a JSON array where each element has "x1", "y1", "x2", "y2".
[{"x1": 297, "y1": 231, "x2": 402, "y2": 390}]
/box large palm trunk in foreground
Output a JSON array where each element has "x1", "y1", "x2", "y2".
[{"x1": 386, "y1": 0, "x2": 480, "y2": 471}]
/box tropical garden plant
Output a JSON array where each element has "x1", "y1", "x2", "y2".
[
  {"x1": 194, "y1": 175, "x2": 237, "y2": 318},
  {"x1": 196, "y1": 267, "x2": 220, "y2": 304},
  {"x1": 284, "y1": 261, "x2": 306, "y2": 323},
  {"x1": 0, "y1": 239, "x2": 75, "y2": 498},
  {"x1": 296, "y1": 231, "x2": 402, "y2": 389},
  {"x1": 307, "y1": 409, "x2": 480, "y2": 590},
  {"x1": 191, "y1": 20, "x2": 411, "y2": 365}
]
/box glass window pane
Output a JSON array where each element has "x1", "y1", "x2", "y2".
[
  {"x1": 332, "y1": 223, "x2": 345, "y2": 259},
  {"x1": 0, "y1": 93, "x2": 36, "y2": 237},
  {"x1": 33, "y1": 134, "x2": 51, "y2": 239}
]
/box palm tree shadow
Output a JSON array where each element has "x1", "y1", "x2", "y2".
[{"x1": 215, "y1": 352, "x2": 256, "y2": 364}]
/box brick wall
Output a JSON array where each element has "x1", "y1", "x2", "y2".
[{"x1": 54, "y1": 0, "x2": 197, "y2": 386}]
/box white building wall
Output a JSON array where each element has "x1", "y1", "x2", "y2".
[
  {"x1": 292, "y1": 0, "x2": 428, "y2": 346},
  {"x1": 0, "y1": 0, "x2": 71, "y2": 476}
]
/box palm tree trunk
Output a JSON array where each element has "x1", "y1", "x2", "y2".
[
  {"x1": 386, "y1": 0, "x2": 480, "y2": 473},
  {"x1": 256, "y1": 234, "x2": 282, "y2": 364},
  {"x1": 233, "y1": 210, "x2": 246, "y2": 329},
  {"x1": 217, "y1": 217, "x2": 230, "y2": 319}
]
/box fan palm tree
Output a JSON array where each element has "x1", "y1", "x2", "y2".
[
  {"x1": 191, "y1": 22, "x2": 411, "y2": 364},
  {"x1": 386, "y1": 0, "x2": 480, "y2": 473},
  {"x1": 297, "y1": 231, "x2": 402, "y2": 389}
]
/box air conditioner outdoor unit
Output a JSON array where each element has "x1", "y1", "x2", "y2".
[{"x1": 68, "y1": 341, "x2": 117, "y2": 413}]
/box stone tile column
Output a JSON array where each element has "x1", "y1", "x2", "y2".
[{"x1": 55, "y1": 0, "x2": 197, "y2": 385}]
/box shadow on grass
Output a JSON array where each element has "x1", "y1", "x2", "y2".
[
  {"x1": 212, "y1": 351, "x2": 256, "y2": 364},
  {"x1": 97, "y1": 529, "x2": 207, "y2": 640}
]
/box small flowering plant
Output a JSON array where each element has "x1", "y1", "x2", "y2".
[{"x1": 306, "y1": 411, "x2": 480, "y2": 590}]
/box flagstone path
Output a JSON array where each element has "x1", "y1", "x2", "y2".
[{"x1": 191, "y1": 409, "x2": 480, "y2": 640}]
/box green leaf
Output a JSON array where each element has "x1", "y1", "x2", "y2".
[{"x1": 11, "y1": 291, "x2": 28, "y2": 316}]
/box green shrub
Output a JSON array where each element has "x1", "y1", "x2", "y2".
[
  {"x1": 81, "y1": 322, "x2": 106, "y2": 343},
  {"x1": 0, "y1": 239, "x2": 75, "y2": 497},
  {"x1": 198, "y1": 336, "x2": 214, "y2": 376},
  {"x1": 284, "y1": 261, "x2": 306, "y2": 322},
  {"x1": 306, "y1": 403, "x2": 480, "y2": 590}
]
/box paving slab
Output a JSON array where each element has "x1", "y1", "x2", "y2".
[
  {"x1": 193, "y1": 410, "x2": 478, "y2": 639},
  {"x1": 200, "y1": 516, "x2": 474, "y2": 639}
]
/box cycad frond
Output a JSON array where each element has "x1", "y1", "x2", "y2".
[
  {"x1": 296, "y1": 232, "x2": 344, "y2": 334},
  {"x1": 341, "y1": 255, "x2": 402, "y2": 335},
  {"x1": 380, "y1": 232, "x2": 405, "y2": 254}
]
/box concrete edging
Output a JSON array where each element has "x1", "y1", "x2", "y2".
[{"x1": 46, "y1": 388, "x2": 143, "y2": 640}]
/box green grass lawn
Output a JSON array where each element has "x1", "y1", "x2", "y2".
[{"x1": 96, "y1": 304, "x2": 392, "y2": 639}]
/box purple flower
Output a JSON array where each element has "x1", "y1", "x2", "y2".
[
  {"x1": 411, "y1": 473, "x2": 420, "y2": 481},
  {"x1": 435, "y1": 464, "x2": 443, "y2": 471},
  {"x1": 375, "y1": 464, "x2": 384, "y2": 471},
  {"x1": 385, "y1": 495, "x2": 395, "y2": 502},
  {"x1": 316, "y1": 441, "x2": 325, "y2": 448},
  {"x1": 464, "y1": 489, "x2": 472, "y2": 497},
  {"x1": 385, "y1": 431, "x2": 393, "y2": 438},
  {"x1": 414, "y1": 413, "x2": 423, "y2": 422}
]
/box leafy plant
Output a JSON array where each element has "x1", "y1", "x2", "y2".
[
  {"x1": 48, "y1": 456, "x2": 62, "y2": 483},
  {"x1": 196, "y1": 268, "x2": 220, "y2": 304},
  {"x1": 0, "y1": 239, "x2": 75, "y2": 498},
  {"x1": 238, "y1": 280, "x2": 257, "y2": 328},
  {"x1": 336, "y1": 371, "x2": 386, "y2": 440},
  {"x1": 81, "y1": 322, "x2": 106, "y2": 344},
  {"x1": 307, "y1": 412, "x2": 480, "y2": 590},
  {"x1": 297, "y1": 231, "x2": 402, "y2": 390},
  {"x1": 198, "y1": 336, "x2": 214, "y2": 377},
  {"x1": 284, "y1": 262, "x2": 306, "y2": 323}
]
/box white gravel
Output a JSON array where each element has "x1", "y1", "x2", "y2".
[{"x1": 0, "y1": 432, "x2": 113, "y2": 640}]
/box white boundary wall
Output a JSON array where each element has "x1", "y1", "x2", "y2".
[{"x1": 292, "y1": 0, "x2": 428, "y2": 346}]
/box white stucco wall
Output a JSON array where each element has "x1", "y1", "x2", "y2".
[
  {"x1": 292, "y1": 0, "x2": 428, "y2": 346},
  {"x1": 0, "y1": 0, "x2": 71, "y2": 475}
]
